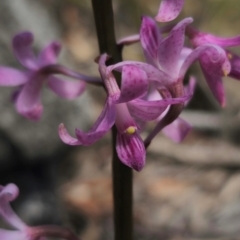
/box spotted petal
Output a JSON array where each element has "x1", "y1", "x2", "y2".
[
  {"x1": 140, "y1": 16, "x2": 161, "y2": 66},
  {"x1": 155, "y1": 0, "x2": 184, "y2": 22},
  {"x1": 127, "y1": 95, "x2": 191, "y2": 121},
  {"x1": 116, "y1": 66, "x2": 148, "y2": 103},
  {"x1": 108, "y1": 61, "x2": 173, "y2": 85},
  {"x1": 158, "y1": 17, "x2": 193, "y2": 78},
  {"x1": 116, "y1": 132, "x2": 146, "y2": 171}
]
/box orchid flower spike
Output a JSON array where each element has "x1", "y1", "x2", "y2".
[
  {"x1": 0, "y1": 31, "x2": 101, "y2": 121},
  {"x1": 0, "y1": 183, "x2": 81, "y2": 240},
  {"x1": 59, "y1": 54, "x2": 189, "y2": 171},
  {"x1": 155, "y1": 0, "x2": 184, "y2": 22}
]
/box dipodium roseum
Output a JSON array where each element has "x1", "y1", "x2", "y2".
[
  {"x1": 59, "y1": 54, "x2": 190, "y2": 171},
  {"x1": 0, "y1": 32, "x2": 101, "y2": 121},
  {"x1": 112, "y1": 16, "x2": 230, "y2": 146},
  {"x1": 0, "y1": 183, "x2": 80, "y2": 240}
]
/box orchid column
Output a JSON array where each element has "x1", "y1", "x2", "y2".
[{"x1": 91, "y1": 0, "x2": 133, "y2": 240}]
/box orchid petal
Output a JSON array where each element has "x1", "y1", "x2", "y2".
[
  {"x1": 117, "y1": 34, "x2": 140, "y2": 46},
  {"x1": 116, "y1": 132, "x2": 146, "y2": 171},
  {"x1": 117, "y1": 66, "x2": 148, "y2": 103},
  {"x1": 184, "y1": 76, "x2": 196, "y2": 106},
  {"x1": 155, "y1": 0, "x2": 184, "y2": 22},
  {"x1": 158, "y1": 17, "x2": 193, "y2": 77},
  {"x1": 98, "y1": 54, "x2": 121, "y2": 99},
  {"x1": 162, "y1": 117, "x2": 191, "y2": 142},
  {"x1": 180, "y1": 44, "x2": 230, "y2": 106},
  {"x1": 47, "y1": 76, "x2": 86, "y2": 99},
  {"x1": 187, "y1": 27, "x2": 240, "y2": 47},
  {"x1": 202, "y1": 34, "x2": 240, "y2": 47},
  {"x1": 58, "y1": 124, "x2": 83, "y2": 146},
  {"x1": 60, "y1": 98, "x2": 116, "y2": 146},
  {"x1": 227, "y1": 51, "x2": 240, "y2": 80},
  {"x1": 0, "y1": 67, "x2": 28, "y2": 86},
  {"x1": 127, "y1": 94, "x2": 191, "y2": 121},
  {"x1": 38, "y1": 41, "x2": 61, "y2": 67},
  {"x1": 75, "y1": 98, "x2": 116, "y2": 145},
  {"x1": 200, "y1": 53, "x2": 228, "y2": 107},
  {"x1": 0, "y1": 184, "x2": 26, "y2": 230},
  {"x1": 177, "y1": 47, "x2": 193, "y2": 70},
  {"x1": 127, "y1": 99, "x2": 167, "y2": 121},
  {"x1": 140, "y1": 16, "x2": 161, "y2": 66},
  {"x1": 15, "y1": 74, "x2": 44, "y2": 121},
  {"x1": 108, "y1": 61, "x2": 173, "y2": 85},
  {"x1": 0, "y1": 229, "x2": 27, "y2": 240},
  {"x1": 179, "y1": 44, "x2": 230, "y2": 78},
  {"x1": 12, "y1": 32, "x2": 38, "y2": 70}
]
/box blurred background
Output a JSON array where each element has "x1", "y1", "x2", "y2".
[{"x1": 1, "y1": 0, "x2": 240, "y2": 239}]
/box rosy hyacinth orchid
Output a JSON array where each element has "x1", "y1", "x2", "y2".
[
  {"x1": 0, "y1": 32, "x2": 101, "y2": 121},
  {"x1": 185, "y1": 26, "x2": 240, "y2": 106},
  {"x1": 155, "y1": 0, "x2": 184, "y2": 22},
  {"x1": 59, "y1": 54, "x2": 191, "y2": 171},
  {"x1": 0, "y1": 183, "x2": 81, "y2": 240},
  {"x1": 111, "y1": 17, "x2": 230, "y2": 146}
]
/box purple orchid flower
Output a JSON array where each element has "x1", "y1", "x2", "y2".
[
  {"x1": 112, "y1": 17, "x2": 230, "y2": 147},
  {"x1": 0, "y1": 31, "x2": 101, "y2": 121},
  {"x1": 59, "y1": 54, "x2": 190, "y2": 171},
  {"x1": 155, "y1": 0, "x2": 184, "y2": 22},
  {"x1": 185, "y1": 26, "x2": 240, "y2": 106},
  {"x1": 0, "y1": 183, "x2": 80, "y2": 240}
]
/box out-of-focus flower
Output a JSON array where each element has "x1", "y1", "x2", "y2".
[
  {"x1": 59, "y1": 54, "x2": 190, "y2": 171},
  {"x1": 155, "y1": 0, "x2": 185, "y2": 22},
  {"x1": 0, "y1": 183, "x2": 80, "y2": 240},
  {"x1": 0, "y1": 32, "x2": 101, "y2": 121}
]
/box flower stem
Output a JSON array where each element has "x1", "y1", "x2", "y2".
[{"x1": 91, "y1": 0, "x2": 133, "y2": 240}]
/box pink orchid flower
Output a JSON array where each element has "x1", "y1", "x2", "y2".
[
  {"x1": 0, "y1": 32, "x2": 101, "y2": 121},
  {"x1": 185, "y1": 26, "x2": 240, "y2": 106},
  {"x1": 111, "y1": 17, "x2": 230, "y2": 146},
  {"x1": 59, "y1": 54, "x2": 190, "y2": 171}
]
